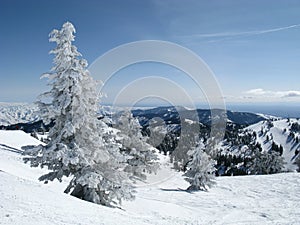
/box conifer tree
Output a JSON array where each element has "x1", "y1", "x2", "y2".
[
  {"x1": 183, "y1": 140, "x2": 216, "y2": 191},
  {"x1": 246, "y1": 148, "x2": 285, "y2": 175},
  {"x1": 115, "y1": 110, "x2": 159, "y2": 181},
  {"x1": 295, "y1": 154, "x2": 300, "y2": 172},
  {"x1": 169, "y1": 121, "x2": 199, "y2": 171},
  {"x1": 23, "y1": 22, "x2": 134, "y2": 206}
]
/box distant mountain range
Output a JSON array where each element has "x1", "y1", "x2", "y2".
[
  {"x1": 132, "y1": 106, "x2": 265, "y2": 126},
  {"x1": 0, "y1": 103, "x2": 299, "y2": 172},
  {"x1": 0, "y1": 103, "x2": 265, "y2": 128},
  {"x1": 0, "y1": 102, "x2": 39, "y2": 126}
]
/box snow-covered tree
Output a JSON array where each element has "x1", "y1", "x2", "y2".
[
  {"x1": 295, "y1": 154, "x2": 300, "y2": 172},
  {"x1": 183, "y1": 140, "x2": 216, "y2": 191},
  {"x1": 246, "y1": 148, "x2": 285, "y2": 175},
  {"x1": 170, "y1": 120, "x2": 200, "y2": 171},
  {"x1": 23, "y1": 22, "x2": 134, "y2": 206},
  {"x1": 115, "y1": 110, "x2": 159, "y2": 181}
]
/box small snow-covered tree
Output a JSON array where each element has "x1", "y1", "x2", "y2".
[
  {"x1": 295, "y1": 154, "x2": 300, "y2": 172},
  {"x1": 115, "y1": 110, "x2": 159, "y2": 181},
  {"x1": 23, "y1": 22, "x2": 134, "y2": 207},
  {"x1": 246, "y1": 148, "x2": 285, "y2": 175},
  {"x1": 170, "y1": 120, "x2": 200, "y2": 171},
  {"x1": 183, "y1": 140, "x2": 216, "y2": 191}
]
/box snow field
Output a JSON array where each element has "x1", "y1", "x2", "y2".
[{"x1": 0, "y1": 130, "x2": 299, "y2": 225}]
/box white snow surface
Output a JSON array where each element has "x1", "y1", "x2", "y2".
[
  {"x1": 0, "y1": 130, "x2": 300, "y2": 225},
  {"x1": 0, "y1": 130, "x2": 42, "y2": 150}
]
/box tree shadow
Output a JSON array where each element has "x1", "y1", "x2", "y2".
[
  {"x1": 0, "y1": 144, "x2": 22, "y2": 154},
  {"x1": 160, "y1": 188, "x2": 194, "y2": 193}
]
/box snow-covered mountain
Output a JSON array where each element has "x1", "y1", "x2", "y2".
[
  {"x1": 132, "y1": 106, "x2": 265, "y2": 126},
  {"x1": 0, "y1": 102, "x2": 39, "y2": 126},
  {"x1": 130, "y1": 107, "x2": 300, "y2": 172},
  {"x1": 0, "y1": 103, "x2": 265, "y2": 128},
  {"x1": 1, "y1": 103, "x2": 299, "y2": 172},
  {"x1": 246, "y1": 118, "x2": 300, "y2": 171},
  {"x1": 0, "y1": 130, "x2": 299, "y2": 225}
]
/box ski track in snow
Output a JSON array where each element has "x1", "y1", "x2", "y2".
[{"x1": 0, "y1": 130, "x2": 300, "y2": 225}]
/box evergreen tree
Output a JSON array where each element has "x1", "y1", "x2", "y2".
[
  {"x1": 183, "y1": 140, "x2": 216, "y2": 191},
  {"x1": 23, "y1": 22, "x2": 134, "y2": 207},
  {"x1": 295, "y1": 154, "x2": 300, "y2": 172},
  {"x1": 169, "y1": 121, "x2": 200, "y2": 171},
  {"x1": 246, "y1": 148, "x2": 285, "y2": 175},
  {"x1": 279, "y1": 145, "x2": 284, "y2": 156},
  {"x1": 115, "y1": 110, "x2": 159, "y2": 181}
]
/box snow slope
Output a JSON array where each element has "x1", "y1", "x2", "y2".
[
  {"x1": 0, "y1": 131, "x2": 300, "y2": 225},
  {"x1": 0, "y1": 130, "x2": 42, "y2": 150}
]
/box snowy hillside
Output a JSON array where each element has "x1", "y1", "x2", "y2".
[
  {"x1": 0, "y1": 130, "x2": 300, "y2": 225},
  {"x1": 246, "y1": 118, "x2": 300, "y2": 171},
  {"x1": 0, "y1": 102, "x2": 39, "y2": 126}
]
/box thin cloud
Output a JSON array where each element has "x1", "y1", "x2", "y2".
[
  {"x1": 245, "y1": 88, "x2": 267, "y2": 96},
  {"x1": 244, "y1": 89, "x2": 300, "y2": 98},
  {"x1": 177, "y1": 24, "x2": 300, "y2": 42},
  {"x1": 282, "y1": 91, "x2": 300, "y2": 98}
]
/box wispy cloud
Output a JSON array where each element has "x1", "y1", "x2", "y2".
[{"x1": 177, "y1": 24, "x2": 300, "y2": 42}]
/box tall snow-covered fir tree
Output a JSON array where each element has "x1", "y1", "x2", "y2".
[
  {"x1": 23, "y1": 22, "x2": 134, "y2": 207},
  {"x1": 115, "y1": 110, "x2": 159, "y2": 181},
  {"x1": 183, "y1": 140, "x2": 216, "y2": 191}
]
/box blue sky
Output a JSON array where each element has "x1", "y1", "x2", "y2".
[{"x1": 1, "y1": 0, "x2": 300, "y2": 106}]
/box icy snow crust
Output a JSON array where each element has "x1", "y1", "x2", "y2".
[{"x1": 0, "y1": 130, "x2": 299, "y2": 224}]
